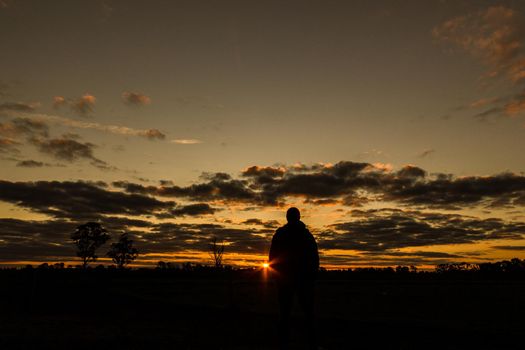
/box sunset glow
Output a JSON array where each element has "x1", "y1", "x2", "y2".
[{"x1": 1, "y1": 1, "x2": 525, "y2": 269}]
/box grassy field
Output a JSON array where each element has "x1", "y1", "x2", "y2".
[{"x1": 0, "y1": 268, "x2": 524, "y2": 349}]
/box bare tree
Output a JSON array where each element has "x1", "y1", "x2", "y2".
[
  {"x1": 107, "y1": 233, "x2": 139, "y2": 269},
  {"x1": 71, "y1": 222, "x2": 110, "y2": 268},
  {"x1": 209, "y1": 237, "x2": 225, "y2": 268}
]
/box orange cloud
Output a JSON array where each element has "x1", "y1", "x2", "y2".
[{"x1": 433, "y1": 5, "x2": 525, "y2": 83}]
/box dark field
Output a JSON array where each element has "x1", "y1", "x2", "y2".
[{"x1": 0, "y1": 268, "x2": 524, "y2": 349}]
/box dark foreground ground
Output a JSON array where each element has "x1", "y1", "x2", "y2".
[{"x1": 0, "y1": 268, "x2": 524, "y2": 349}]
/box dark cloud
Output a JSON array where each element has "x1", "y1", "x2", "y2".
[
  {"x1": 122, "y1": 91, "x2": 151, "y2": 106},
  {"x1": 0, "y1": 216, "x2": 156, "y2": 262},
  {"x1": 0, "y1": 216, "x2": 274, "y2": 263},
  {"x1": 140, "y1": 128, "x2": 165, "y2": 140},
  {"x1": 242, "y1": 165, "x2": 285, "y2": 179},
  {"x1": 110, "y1": 162, "x2": 525, "y2": 209},
  {"x1": 139, "y1": 174, "x2": 257, "y2": 203},
  {"x1": 384, "y1": 172, "x2": 525, "y2": 209},
  {"x1": 16, "y1": 160, "x2": 44, "y2": 167},
  {"x1": 319, "y1": 209, "x2": 525, "y2": 252},
  {"x1": 0, "y1": 102, "x2": 37, "y2": 113},
  {"x1": 473, "y1": 107, "x2": 503, "y2": 120},
  {"x1": 0, "y1": 117, "x2": 113, "y2": 170},
  {"x1": 35, "y1": 137, "x2": 95, "y2": 160},
  {"x1": 0, "y1": 117, "x2": 49, "y2": 139},
  {"x1": 112, "y1": 181, "x2": 153, "y2": 195},
  {"x1": 32, "y1": 136, "x2": 111, "y2": 170},
  {"x1": 361, "y1": 250, "x2": 463, "y2": 259},
  {"x1": 142, "y1": 222, "x2": 272, "y2": 255},
  {"x1": 240, "y1": 218, "x2": 280, "y2": 229},
  {"x1": 492, "y1": 245, "x2": 525, "y2": 251},
  {"x1": 396, "y1": 165, "x2": 426, "y2": 179},
  {"x1": 0, "y1": 180, "x2": 177, "y2": 219},
  {"x1": 0, "y1": 218, "x2": 77, "y2": 261},
  {"x1": 0, "y1": 137, "x2": 20, "y2": 154},
  {"x1": 170, "y1": 203, "x2": 216, "y2": 217},
  {"x1": 418, "y1": 149, "x2": 435, "y2": 158}
]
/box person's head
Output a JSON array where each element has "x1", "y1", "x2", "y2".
[{"x1": 286, "y1": 207, "x2": 301, "y2": 223}]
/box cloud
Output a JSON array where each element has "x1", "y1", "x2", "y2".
[
  {"x1": 242, "y1": 165, "x2": 286, "y2": 179},
  {"x1": 433, "y1": 5, "x2": 525, "y2": 82},
  {"x1": 469, "y1": 97, "x2": 501, "y2": 108},
  {"x1": 170, "y1": 139, "x2": 202, "y2": 144},
  {"x1": 71, "y1": 94, "x2": 96, "y2": 115},
  {"x1": 16, "y1": 160, "x2": 44, "y2": 167},
  {"x1": 492, "y1": 245, "x2": 525, "y2": 251},
  {"x1": 396, "y1": 165, "x2": 426, "y2": 179},
  {"x1": 122, "y1": 91, "x2": 151, "y2": 106},
  {"x1": 0, "y1": 218, "x2": 78, "y2": 261},
  {"x1": 111, "y1": 162, "x2": 525, "y2": 210},
  {"x1": 384, "y1": 172, "x2": 525, "y2": 209},
  {"x1": 434, "y1": 6, "x2": 525, "y2": 118},
  {"x1": 240, "y1": 218, "x2": 280, "y2": 229},
  {"x1": 504, "y1": 91, "x2": 525, "y2": 116},
  {"x1": 170, "y1": 203, "x2": 216, "y2": 217},
  {"x1": 0, "y1": 180, "x2": 177, "y2": 220},
  {"x1": 320, "y1": 208, "x2": 525, "y2": 252},
  {"x1": 0, "y1": 102, "x2": 38, "y2": 113},
  {"x1": 1, "y1": 165, "x2": 525, "y2": 265},
  {"x1": 417, "y1": 149, "x2": 435, "y2": 158},
  {"x1": 0, "y1": 217, "x2": 274, "y2": 263},
  {"x1": 0, "y1": 117, "x2": 114, "y2": 170},
  {"x1": 144, "y1": 222, "x2": 272, "y2": 254},
  {"x1": 0, "y1": 117, "x2": 49, "y2": 139},
  {"x1": 141, "y1": 129, "x2": 165, "y2": 140},
  {"x1": 0, "y1": 137, "x2": 20, "y2": 154},
  {"x1": 52, "y1": 96, "x2": 67, "y2": 109},
  {"x1": 29, "y1": 114, "x2": 166, "y2": 140},
  {"x1": 33, "y1": 137, "x2": 98, "y2": 162},
  {"x1": 53, "y1": 94, "x2": 96, "y2": 115},
  {"x1": 113, "y1": 174, "x2": 257, "y2": 204}
]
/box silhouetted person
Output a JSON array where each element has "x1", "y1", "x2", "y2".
[{"x1": 269, "y1": 207, "x2": 319, "y2": 350}]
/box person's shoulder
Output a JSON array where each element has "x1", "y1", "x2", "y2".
[
  {"x1": 273, "y1": 224, "x2": 287, "y2": 237},
  {"x1": 303, "y1": 225, "x2": 315, "y2": 240}
]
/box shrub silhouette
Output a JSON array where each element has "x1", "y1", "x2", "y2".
[
  {"x1": 107, "y1": 233, "x2": 139, "y2": 269},
  {"x1": 71, "y1": 222, "x2": 110, "y2": 268}
]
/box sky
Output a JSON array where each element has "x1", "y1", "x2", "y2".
[{"x1": 1, "y1": 0, "x2": 525, "y2": 268}]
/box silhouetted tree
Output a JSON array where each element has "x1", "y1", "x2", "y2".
[
  {"x1": 71, "y1": 222, "x2": 110, "y2": 268},
  {"x1": 107, "y1": 233, "x2": 139, "y2": 269},
  {"x1": 209, "y1": 237, "x2": 225, "y2": 268}
]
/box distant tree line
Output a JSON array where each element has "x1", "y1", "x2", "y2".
[{"x1": 3, "y1": 258, "x2": 525, "y2": 282}]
